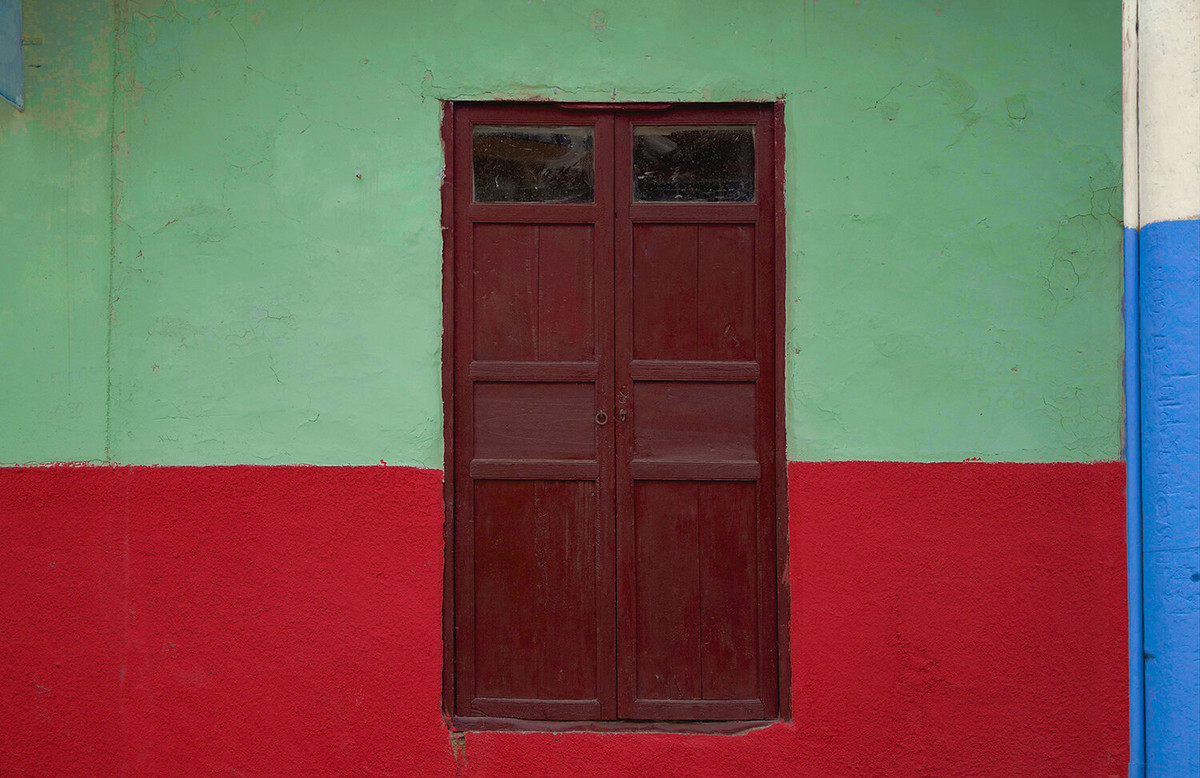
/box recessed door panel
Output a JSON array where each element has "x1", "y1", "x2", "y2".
[
  {"x1": 474, "y1": 382, "x2": 596, "y2": 461},
  {"x1": 696, "y1": 481, "x2": 760, "y2": 701},
  {"x1": 633, "y1": 481, "x2": 701, "y2": 701},
  {"x1": 632, "y1": 481, "x2": 759, "y2": 703},
  {"x1": 538, "y1": 224, "x2": 597, "y2": 361},
  {"x1": 474, "y1": 480, "x2": 599, "y2": 706},
  {"x1": 633, "y1": 224, "x2": 699, "y2": 360},
  {"x1": 632, "y1": 223, "x2": 756, "y2": 362},
  {"x1": 697, "y1": 224, "x2": 756, "y2": 361},
  {"x1": 632, "y1": 381, "x2": 756, "y2": 463},
  {"x1": 473, "y1": 223, "x2": 595, "y2": 362}
]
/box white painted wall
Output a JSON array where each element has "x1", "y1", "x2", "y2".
[{"x1": 1137, "y1": 0, "x2": 1200, "y2": 226}]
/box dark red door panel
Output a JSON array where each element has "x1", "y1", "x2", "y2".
[
  {"x1": 472, "y1": 223, "x2": 596, "y2": 362},
  {"x1": 451, "y1": 103, "x2": 778, "y2": 724},
  {"x1": 631, "y1": 223, "x2": 756, "y2": 362},
  {"x1": 453, "y1": 105, "x2": 616, "y2": 720},
  {"x1": 615, "y1": 107, "x2": 778, "y2": 722},
  {"x1": 472, "y1": 479, "x2": 601, "y2": 719},
  {"x1": 632, "y1": 482, "x2": 762, "y2": 713}
]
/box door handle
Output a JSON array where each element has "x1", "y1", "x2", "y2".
[{"x1": 595, "y1": 410, "x2": 608, "y2": 425}]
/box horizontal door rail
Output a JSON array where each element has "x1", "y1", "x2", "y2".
[
  {"x1": 629, "y1": 460, "x2": 760, "y2": 480},
  {"x1": 628, "y1": 203, "x2": 758, "y2": 221},
  {"x1": 466, "y1": 203, "x2": 604, "y2": 223},
  {"x1": 471, "y1": 698, "x2": 602, "y2": 720},
  {"x1": 625, "y1": 698, "x2": 766, "y2": 721},
  {"x1": 471, "y1": 361, "x2": 599, "y2": 381},
  {"x1": 470, "y1": 459, "x2": 600, "y2": 479},
  {"x1": 630, "y1": 360, "x2": 759, "y2": 381}
]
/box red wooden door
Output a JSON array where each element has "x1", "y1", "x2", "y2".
[{"x1": 451, "y1": 103, "x2": 778, "y2": 723}]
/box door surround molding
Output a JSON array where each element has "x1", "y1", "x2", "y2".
[{"x1": 440, "y1": 101, "x2": 790, "y2": 730}]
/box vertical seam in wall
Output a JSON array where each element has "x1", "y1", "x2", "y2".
[
  {"x1": 1122, "y1": 0, "x2": 1145, "y2": 774},
  {"x1": 1131, "y1": 0, "x2": 1144, "y2": 770},
  {"x1": 104, "y1": 0, "x2": 121, "y2": 464}
]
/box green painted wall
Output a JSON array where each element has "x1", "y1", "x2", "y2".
[
  {"x1": 0, "y1": 0, "x2": 113, "y2": 463},
  {"x1": 2, "y1": 0, "x2": 1122, "y2": 466}
]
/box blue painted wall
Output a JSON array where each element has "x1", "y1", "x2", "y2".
[
  {"x1": 1140, "y1": 216, "x2": 1200, "y2": 777},
  {"x1": 1125, "y1": 224, "x2": 1145, "y2": 776}
]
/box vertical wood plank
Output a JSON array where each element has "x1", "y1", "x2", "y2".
[
  {"x1": 613, "y1": 113, "x2": 638, "y2": 718},
  {"x1": 593, "y1": 113, "x2": 618, "y2": 720},
  {"x1": 632, "y1": 224, "x2": 699, "y2": 360},
  {"x1": 534, "y1": 481, "x2": 598, "y2": 700},
  {"x1": 441, "y1": 101, "x2": 457, "y2": 715},
  {"x1": 474, "y1": 480, "x2": 600, "y2": 702},
  {"x1": 759, "y1": 107, "x2": 784, "y2": 720},
  {"x1": 537, "y1": 225, "x2": 595, "y2": 362},
  {"x1": 473, "y1": 480, "x2": 539, "y2": 700},
  {"x1": 698, "y1": 224, "x2": 756, "y2": 361},
  {"x1": 473, "y1": 224, "x2": 538, "y2": 361},
  {"x1": 452, "y1": 105, "x2": 478, "y2": 716},
  {"x1": 699, "y1": 482, "x2": 759, "y2": 700},
  {"x1": 634, "y1": 481, "x2": 701, "y2": 700}
]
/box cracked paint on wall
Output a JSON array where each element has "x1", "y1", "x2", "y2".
[
  {"x1": 0, "y1": 0, "x2": 115, "y2": 464},
  {"x1": 2, "y1": 0, "x2": 1123, "y2": 466},
  {"x1": 0, "y1": 2, "x2": 1132, "y2": 773}
]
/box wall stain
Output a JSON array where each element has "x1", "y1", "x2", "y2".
[
  {"x1": 587, "y1": 8, "x2": 607, "y2": 37},
  {"x1": 1005, "y1": 93, "x2": 1029, "y2": 122}
]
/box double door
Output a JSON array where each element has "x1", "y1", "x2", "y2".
[{"x1": 449, "y1": 103, "x2": 780, "y2": 722}]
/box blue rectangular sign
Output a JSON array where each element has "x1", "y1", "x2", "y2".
[{"x1": 0, "y1": 0, "x2": 22, "y2": 111}]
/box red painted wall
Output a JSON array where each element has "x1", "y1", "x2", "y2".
[{"x1": 0, "y1": 462, "x2": 1126, "y2": 776}]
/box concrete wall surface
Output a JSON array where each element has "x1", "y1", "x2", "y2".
[
  {"x1": 2, "y1": 0, "x2": 1123, "y2": 467},
  {"x1": 0, "y1": 1, "x2": 1129, "y2": 776}
]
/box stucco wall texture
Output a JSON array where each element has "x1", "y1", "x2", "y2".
[
  {"x1": 1, "y1": 0, "x2": 1123, "y2": 467},
  {"x1": 1, "y1": 1, "x2": 1129, "y2": 775},
  {"x1": 0, "y1": 462, "x2": 1127, "y2": 776}
]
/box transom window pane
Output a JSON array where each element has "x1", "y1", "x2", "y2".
[
  {"x1": 633, "y1": 126, "x2": 755, "y2": 202},
  {"x1": 473, "y1": 125, "x2": 595, "y2": 203}
]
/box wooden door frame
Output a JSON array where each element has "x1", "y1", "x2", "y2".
[{"x1": 440, "y1": 100, "x2": 791, "y2": 730}]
